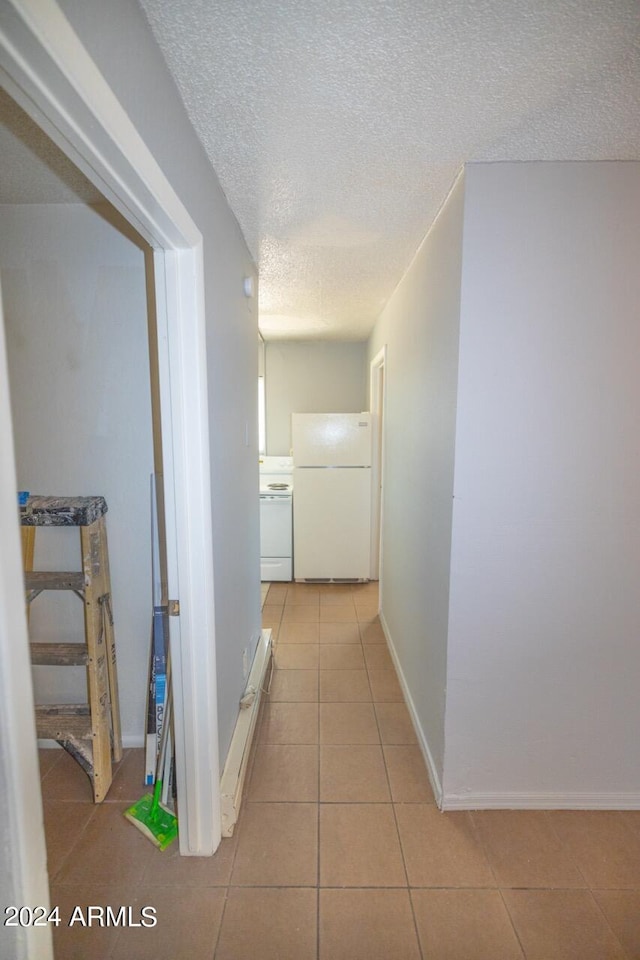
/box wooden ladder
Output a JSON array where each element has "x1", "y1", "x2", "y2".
[{"x1": 21, "y1": 496, "x2": 123, "y2": 802}]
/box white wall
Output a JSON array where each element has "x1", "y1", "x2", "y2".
[
  {"x1": 367, "y1": 174, "x2": 465, "y2": 790},
  {"x1": 265, "y1": 340, "x2": 367, "y2": 454},
  {"x1": 0, "y1": 771, "x2": 17, "y2": 958},
  {"x1": 445, "y1": 161, "x2": 640, "y2": 804},
  {"x1": 57, "y1": 0, "x2": 261, "y2": 761},
  {"x1": 369, "y1": 161, "x2": 640, "y2": 807},
  {"x1": 0, "y1": 302, "x2": 38, "y2": 955},
  {"x1": 0, "y1": 203, "x2": 153, "y2": 743}
]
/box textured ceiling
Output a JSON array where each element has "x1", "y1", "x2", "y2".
[
  {"x1": 3, "y1": 4, "x2": 638, "y2": 338},
  {"x1": 139, "y1": 0, "x2": 640, "y2": 340}
]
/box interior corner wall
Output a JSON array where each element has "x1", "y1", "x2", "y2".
[
  {"x1": 0, "y1": 203, "x2": 153, "y2": 743},
  {"x1": 367, "y1": 173, "x2": 465, "y2": 790},
  {"x1": 265, "y1": 341, "x2": 368, "y2": 454},
  {"x1": 57, "y1": 0, "x2": 261, "y2": 764},
  {"x1": 445, "y1": 161, "x2": 640, "y2": 804}
]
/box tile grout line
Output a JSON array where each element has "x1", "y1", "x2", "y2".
[
  {"x1": 316, "y1": 689, "x2": 321, "y2": 960},
  {"x1": 375, "y1": 669, "x2": 426, "y2": 960},
  {"x1": 47, "y1": 797, "x2": 102, "y2": 885},
  {"x1": 541, "y1": 809, "x2": 591, "y2": 890},
  {"x1": 546, "y1": 807, "x2": 636, "y2": 960},
  {"x1": 211, "y1": 885, "x2": 230, "y2": 959},
  {"x1": 39, "y1": 746, "x2": 65, "y2": 784},
  {"x1": 466, "y1": 809, "x2": 529, "y2": 959},
  {"x1": 259, "y1": 582, "x2": 379, "y2": 959},
  {"x1": 44, "y1": 577, "x2": 639, "y2": 958},
  {"x1": 586, "y1": 888, "x2": 634, "y2": 960},
  {"x1": 316, "y1": 688, "x2": 321, "y2": 960},
  {"x1": 206, "y1": 747, "x2": 253, "y2": 960}
]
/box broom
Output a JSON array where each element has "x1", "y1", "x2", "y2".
[{"x1": 124, "y1": 656, "x2": 177, "y2": 850}]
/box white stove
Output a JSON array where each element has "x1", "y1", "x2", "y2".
[
  {"x1": 259, "y1": 456, "x2": 293, "y2": 581},
  {"x1": 259, "y1": 479, "x2": 293, "y2": 496}
]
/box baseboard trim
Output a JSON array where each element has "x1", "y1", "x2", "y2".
[
  {"x1": 441, "y1": 792, "x2": 640, "y2": 810},
  {"x1": 379, "y1": 610, "x2": 444, "y2": 809},
  {"x1": 122, "y1": 734, "x2": 145, "y2": 749},
  {"x1": 378, "y1": 618, "x2": 640, "y2": 812},
  {"x1": 220, "y1": 629, "x2": 272, "y2": 837}
]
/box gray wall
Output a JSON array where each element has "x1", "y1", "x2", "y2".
[
  {"x1": 265, "y1": 340, "x2": 367, "y2": 454},
  {"x1": 57, "y1": 0, "x2": 261, "y2": 762},
  {"x1": 369, "y1": 160, "x2": 640, "y2": 805},
  {"x1": 367, "y1": 174, "x2": 465, "y2": 787},
  {"x1": 445, "y1": 161, "x2": 640, "y2": 802},
  {"x1": 0, "y1": 203, "x2": 153, "y2": 743}
]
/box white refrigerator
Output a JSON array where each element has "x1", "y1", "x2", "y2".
[{"x1": 292, "y1": 412, "x2": 372, "y2": 580}]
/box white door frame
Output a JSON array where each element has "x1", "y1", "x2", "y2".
[
  {"x1": 0, "y1": 0, "x2": 220, "y2": 872},
  {"x1": 369, "y1": 346, "x2": 387, "y2": 587}
]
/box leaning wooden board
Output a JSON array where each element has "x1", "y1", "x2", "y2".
[{"x1": 145, "y1": 476, "x2": 169, "y2": 785}]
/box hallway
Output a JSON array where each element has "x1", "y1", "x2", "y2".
[{"x1": 40, "y1": 581, "x2": 640, "y2": 958}]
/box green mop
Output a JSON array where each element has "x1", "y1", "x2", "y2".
[{"x1": 124, "y1": 656, "x2": 177, "y2": 851}]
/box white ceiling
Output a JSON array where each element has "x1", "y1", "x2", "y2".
[
  {"x1": 138, "y1": 0, "x2": 640, "y2": 341},
  {"x1": 1, "y1": 3, "x2": 638, "y2": 341}
]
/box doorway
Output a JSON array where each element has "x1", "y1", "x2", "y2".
[
  {"x1": 1, "y1": 217, "x2": 159, "y2": 731},
  {"x1": 0, "y1": 0, "x2": 220, "y2": 906}
]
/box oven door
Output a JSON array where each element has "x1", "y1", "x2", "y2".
[{"x1": 259, "y1": 495, "x2": 293, "y2": 558}]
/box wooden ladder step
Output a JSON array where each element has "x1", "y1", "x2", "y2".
[
  {"x1": 30, "y1": 642, "x2": 89, "y2": 666},
  {"x1": 35, "y1": 704, "x2": 92, "y2": 740},
  {"x1": 22, "y1": 500, "x2": 122, "y2": 800},
  {"x1": 24, "y1": 571, "x2": 85, "y2": 592}
]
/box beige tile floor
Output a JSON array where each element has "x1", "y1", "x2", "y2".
[{"x1": 40, "y1": 581, "x2": 640, "y2": 959}]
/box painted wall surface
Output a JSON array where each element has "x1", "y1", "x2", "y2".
[
  {"x1": 0, "y1": 747, "x2": 18, "y2": 958},
  {"x1": 0, "y1": 203, "x2": 153, "y2": 743},
  {"x1": 58, "y1": 0, "x2": 261, "y2": 761},
  {"x1": 265, "y1": 341, "x2": 367, "y2": 454},
  {"x1": 445, "y1": 161, "x2": 640, "y2": 802},
  {"x1": 0, "y1": 257, "x2": 52, "y2": 958},
  {"x1": 367, "y1": 174, "x2": 465, "y2": 788}
]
